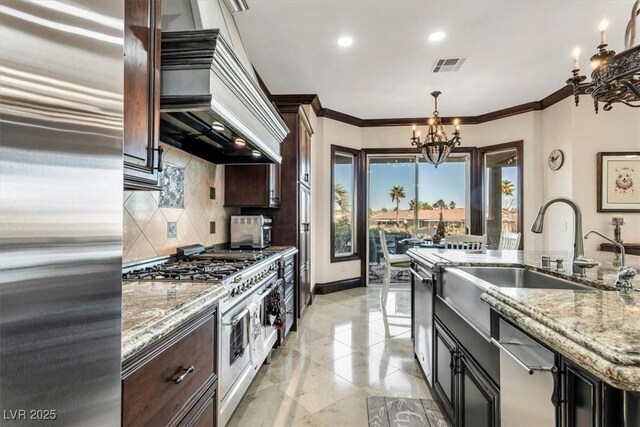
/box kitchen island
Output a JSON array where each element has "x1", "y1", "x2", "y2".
[{"x1": 407, "y1": 248, "x2": 640, "y2": 426}]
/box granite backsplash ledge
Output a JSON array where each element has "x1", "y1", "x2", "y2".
[{"x1": 123, "y1": 143, "x2": 238, "y2": 263}]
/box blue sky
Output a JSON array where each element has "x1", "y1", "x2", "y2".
[{"x1": 335, "y1": 157, "x2": 518, "y2": 212}]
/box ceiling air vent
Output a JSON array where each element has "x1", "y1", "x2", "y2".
[{"x1": 431, "y1": 57, "x2": 466, "y2": 73}]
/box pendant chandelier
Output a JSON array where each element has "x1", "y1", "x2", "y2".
[
  {"x1": 410, "y1": 91, "x2": 461, "y2": 168},
  {"x1": 567, "y1": 0, "x2": 640, "y2": 113}
]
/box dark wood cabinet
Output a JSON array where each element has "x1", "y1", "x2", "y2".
[
  {"x1": 225, "y1": 164, "x2": 281, "y2": 208},
  {"x1": 458, "y1": 348, "x2": 499, "y2": 427},
  {"x1": 271, "y1": 104, "x2": 313, "y2": 317},
  {"x1": 434, "y1": 319, "x2": 457, "y2": 422},
  {"x1": 122, "y1": 308, "x2": 218, "y2": 427},
  {"x1": 123, "y1": 0, "x2": 163, "y2": 190},
  {"x1": 433, "y1": 319, "x2": 498, "y2": 427},
  {"x1": 561, "y1": 359, "x2": 602, "y2": 427}
]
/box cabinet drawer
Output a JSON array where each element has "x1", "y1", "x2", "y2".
[{"x1": 123, "y1": 316, "x2": 216, "y2": 427}]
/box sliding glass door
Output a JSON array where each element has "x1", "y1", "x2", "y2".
[{"x1": 366, "y1": 153, "x2": 471, "y2": 284}]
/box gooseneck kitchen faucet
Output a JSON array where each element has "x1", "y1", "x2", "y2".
[{"x1": 531, "y1": 197, "x2": 598, "y2": 277}]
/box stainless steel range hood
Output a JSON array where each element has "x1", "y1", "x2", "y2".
[{"x1": 160, "y1": 30, "x2": 288, "y2": 164}]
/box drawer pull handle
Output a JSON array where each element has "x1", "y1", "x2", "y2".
[{"x1": 173, "y1": 366, "x2": 194, "y2": 384}]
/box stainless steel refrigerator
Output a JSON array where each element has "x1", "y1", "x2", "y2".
[{"x1": 0, "y1": 1, "x2": 123, "y2": 425}]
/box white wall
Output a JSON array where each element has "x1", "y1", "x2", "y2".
[{"x1": 312, "y1": 98, "x2": 640, "y2": 285}]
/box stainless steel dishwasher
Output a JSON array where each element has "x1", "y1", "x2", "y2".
[
  {"x1": 411, "y1": 261, "x2": 435, "y2": 386},
  {"x1": 493, "y1": 316, "x2": 560, "y2": 426}
]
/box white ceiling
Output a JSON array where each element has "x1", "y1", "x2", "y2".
[{"x1": 235, "y1": 0, "x2": 634, "y2": 118}]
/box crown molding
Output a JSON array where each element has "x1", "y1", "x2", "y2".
[{"x1": 259, "y1": 70, "x2": 578, "y2": 127}]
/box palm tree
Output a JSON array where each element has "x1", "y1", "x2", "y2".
[
  {"x1": 389, "y1": 185, "x2": 406, "y2": 224},
  {"x1": 410, "y1": 199, "x2": 433, "y2": 211},
  {"x1": 334, "y1": 183, "x2": 350, "y2": 214},
  {"x1": 449, "y1": 200, "x2": 456, "y2": 209},
  {"x1": 502, "y1": 180, "x2": 515, "y2": 196},
  {"x1": 433, "y1": 199, "x2": 447, "y2": 210}
]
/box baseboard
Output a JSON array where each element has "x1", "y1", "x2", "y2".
[{"x1": 313, "y1": 277, "x2": 362, "y2": 295}]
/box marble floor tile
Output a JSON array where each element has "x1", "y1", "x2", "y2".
[
  {"x1": 261, "y1": 347, "x2": 322, "y2": 384},
  {"x1": 294, "y1": 389, "x2": 371, "y2": 427},
  {"x1": 227, "y1": 384, "x2": 311, "y2": 427},
  {"x1": 332, "y1": 325, "x2": 387, "y2": 349},
  {"x1": 278, "y1": 365, "x2": 362, "y2": 414},
  {"x1": 363, "y1": 369, "x2": 434, "y2": 399},
  {"x1": 367, "y1": 317, "x2": 411, "y2": 337},
  {"x1": 327, "y1": 352, "x2": 399, "y2": 387},
  {"x1": 295, "y1": 335, "x2": 357, "y2": 365}
]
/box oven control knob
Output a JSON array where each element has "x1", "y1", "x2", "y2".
[{"x1": 231, "y1": 288, "x2": 236, "y2": 297}]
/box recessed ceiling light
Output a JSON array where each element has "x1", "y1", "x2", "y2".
[
  {"x1": 251, "y1": 150, "x2": 261, "y2": 157},
  {"x1": 428, "y1": 31, "x2": 446, "y2": 42},
  {"x1": 337, "y1": 36, "x2": 353, "y2": 47},
  {"x1": 234, "y1": 137, "x2": 246, "y2": 146}
]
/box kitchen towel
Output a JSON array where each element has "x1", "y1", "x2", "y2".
[
  {"x1": 248, "y1": 302, "x2": 264, "y2": 364},
  {"x1": 266, "y1": 280, "x2": 286, "y2": 329}
]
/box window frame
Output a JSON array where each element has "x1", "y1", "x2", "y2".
[
  {"x1": 479, "y1": 140, "x2": 524, "y2": 249},
  {"x1": 330, "y1": 144, "x2": 361, "y2": 262}
]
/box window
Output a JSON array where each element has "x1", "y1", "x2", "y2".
[
  {"x1": 331, "y1": 145, "x2": 359, "y2": 261},
  {"x1": 481, "y1": 142, "x2": 523, "y2": 248}
]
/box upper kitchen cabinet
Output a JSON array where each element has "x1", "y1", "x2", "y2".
[
  {"x1": 224, "y1": 164, "x2": 281, "y2": 208},
  {"x1": 123, "y1": 0, "x2": 163, "y2": 190}
]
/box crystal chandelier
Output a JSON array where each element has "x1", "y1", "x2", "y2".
[
  {"x1": 567, "y1": 0, "x2": 640, "y2": 113},
  {"x1": 410, "y1": 91, "x2": 461, "y2": 168}
]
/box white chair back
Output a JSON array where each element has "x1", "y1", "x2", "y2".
[
  {"x1": 445, "y1": 234, "x2": 487, "y2": 250},
  {"x1": 498, "y1": 232, "x2": 521, "y2": 250},
  {"x1": 378, "y1": 230, "x2": 390, "y2": 262}
]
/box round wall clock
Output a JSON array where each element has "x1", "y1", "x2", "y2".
[{"x1": 548, "y1": 149, "x2": 564, "y2": 171}]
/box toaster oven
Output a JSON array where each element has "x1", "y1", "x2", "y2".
[{"x1": 230, "y1": 215, "x2": 272, "y2": 249}]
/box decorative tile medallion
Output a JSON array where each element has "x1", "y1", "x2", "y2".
[{"x1": 159, "y1": 163, "x2": 185, "y2": 208}]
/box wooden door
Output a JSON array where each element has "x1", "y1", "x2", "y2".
[
  {"x1": 562, "y1": 359, "x2": 602, "y2": 427},
  {"x1": 457, "y1": 349, "x2": 499, "y2": 427},
  {"x1": 123, "y1": 0, "x2": 162, "y2": 190},
  {"x1": 434, "y1": 320, "x2": 457, "y2": 422}
]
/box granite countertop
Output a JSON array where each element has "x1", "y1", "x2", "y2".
[
  {"x1": 406, "y1": 249, "x2": 640, "y2": 390},
  {"x1": 122, "y1": 281, "x2": 228, "y2": 362},
  {"x1": 122, "y1": 246, "x2": 298, "y2": 362},
  {"x1": 482, "y1": 288, "x2": 640, "y2": 391}
]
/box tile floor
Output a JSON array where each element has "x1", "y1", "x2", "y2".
[{"x1": 228, "y1": 282, "x2": 449, "y2": 427}]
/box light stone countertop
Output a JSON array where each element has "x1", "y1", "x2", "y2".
[
  {"x1": 407, "y1": 249, "x2": 640, "y2": 390},
  {"x1": 121, "y1": 246, "x2": 298, "y2": 362},
  {"x1": 122, "y1": 280, "x2": 228, "y2": 362}
]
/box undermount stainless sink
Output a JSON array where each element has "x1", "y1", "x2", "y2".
[
  {"x1": 455, "y1": 267, "x2": 593, "y2": 291},
  {"x1": 440, "y1": 267, "x2": 593, "y2": 340}
]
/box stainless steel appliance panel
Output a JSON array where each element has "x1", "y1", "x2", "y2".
[
  {"x1": 230, "y1": 215, "x2": 271, "y2": 249},
  {"x1": 495, "y1": 318, "x2": 557, "y2": 426},
  {"x1": 0, "y1": 1, "x2": 123, "y2": 424},
  {"x1": 411, "y1": 263, "x2": 434, "y2": 386}
]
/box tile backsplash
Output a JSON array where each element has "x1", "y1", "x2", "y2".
[{"x1": 123, "y1": 142, "x2": 237, "y2": 263}]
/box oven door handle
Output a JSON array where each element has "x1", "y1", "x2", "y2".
[
  {"x1": 258, "y1": 278, "x2": 283, "y2": 296},
  {"x1": 223, "y1": 308, "x2": 250, "y2": 326}
]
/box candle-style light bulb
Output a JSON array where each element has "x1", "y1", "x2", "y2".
[
  {"x1": 412, "y1": 124, "x2": 416, "y2": 138},
  {"x1": 572, "y1": 45, "x2": 581, "y2": 70},
  {"x1": 599, "y1": 17, "x2": 608, "y2": 45},
  {"x1": 454, "y1": 118, "x2": 460, "y2": 131},
  {"x1": 416, "y1": 131, "x2": 421, "y2": 138}
]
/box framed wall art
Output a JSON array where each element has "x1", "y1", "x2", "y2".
[{"x1": 597, "y1": 152, "x2": 640, "y2": 212}]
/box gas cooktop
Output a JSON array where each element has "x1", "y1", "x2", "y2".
[{"x1": 123, "y1": 246, "x2": 273, "y2": 281}]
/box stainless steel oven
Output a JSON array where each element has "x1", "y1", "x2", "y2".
[{"x1": 219, "y1": 273, "x2": 281, "y2": 426}]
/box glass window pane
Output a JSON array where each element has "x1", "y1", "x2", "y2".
[
  {"x1": 483, "y1": 148, "x2": 520, "y2": 248},
  {"x1": 333, "y1": 152, "x2": 356, "y2": 257},
  {"x1": 417, "y1": 154, "x2": 471, "y2": 240},
  {"x1": 367, "y1": 157, "x2": 416, "y2": 251}
]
